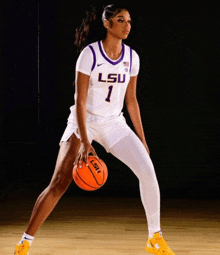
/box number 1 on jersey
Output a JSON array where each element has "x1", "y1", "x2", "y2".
[{"x1": 105, "y1": 85, "x2": 113, "y2": 102}]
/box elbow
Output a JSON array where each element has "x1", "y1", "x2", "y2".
[
  {"x1": 126, "y1": 96, "x2": 138, "y2": 108},
  {"x1": 126, "y1": 97, "x2": 140, "y2": 114},
  {"x1": 75, "y1": 94, "x2": 87, "y2": 107}
]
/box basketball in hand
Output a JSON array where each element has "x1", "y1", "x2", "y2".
[{"x1": 73, "y1": 156, "x2": 108, "y2": 191}]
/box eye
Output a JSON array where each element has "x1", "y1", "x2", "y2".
[{"x1": 117, "y1": 19, "x2": 124, "y2": 23}]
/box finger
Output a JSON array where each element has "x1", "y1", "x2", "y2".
[
  {"x1": 85, "y1": 153, "x2": 89, "y2": 166},
  {"x1": 80, "y1": 150, "x2": 88, "y2": 166},
  {"x1": 73, "y1": 164, "x2": 77, "y2": 172},
  {"x1": 81, "y1": 151, "x2": 89, "y2": 168},
  {"x1": 77, "y1": 154, "x2": 84, "y2": 168},
  {"x1": 74, "y1": 154, "x2": 79, "y2": 166},
  {"x1": 78, "y1": 158, "x2": 83, "y2": 168},
  {"x1": 90, "y1": 148, "x2": 98, "y2": 158}
]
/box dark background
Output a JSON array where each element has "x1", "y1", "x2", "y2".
[{"x1": 0, "y1": 0, "x2": 219, "y2": 200}]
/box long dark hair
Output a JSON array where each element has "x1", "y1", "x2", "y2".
[{"x1": 74, "y1": 4, "x2": 129, "y2": 53}]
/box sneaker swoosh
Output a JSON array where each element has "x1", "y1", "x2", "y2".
[
  {"x1": 97, "y1": 63, "x2": 104, "y2": 67},
  {"x1": 24, "y1": 237, "x2": 32, "y2": 240}
]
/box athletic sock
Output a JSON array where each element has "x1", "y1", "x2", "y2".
[
  {"x1": 148, "y1": 230, "x2": 162, "y2": 239},
  {"x1": 19, "y1": 232, "x2": 34, "y2": 245}
]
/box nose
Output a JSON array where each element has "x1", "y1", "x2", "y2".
[{"x1": 125, "y1": 21, "x2": 131, "y2": 28}]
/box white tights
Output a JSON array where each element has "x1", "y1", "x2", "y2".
[{"x1": 109, "y1": 131, "x2": 161, "y2": 237}]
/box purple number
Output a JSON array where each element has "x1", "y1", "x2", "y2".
[{"x1": 105, "y1": 85, "x2": 113, "y2": 102}]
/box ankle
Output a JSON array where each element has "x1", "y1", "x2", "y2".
[
  {"x1": 148, "y1": 230, "x2": 162, "y2": 239},
  {"x1": 19, "y1": 232, "x2": 35, "y2": 245}
]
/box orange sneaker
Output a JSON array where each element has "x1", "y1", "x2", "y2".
[
  {"x1": 14, "y1": 240, "x2": 30, "y2": 255},
  {"x1": 145, "y1": 232, "x2": 175, "y2": 254}
]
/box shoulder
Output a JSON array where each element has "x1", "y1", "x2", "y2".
[
  {"x1": 131, "y1": 49, "x2": 140, "y2": 65},
  {"x1": 123, "y1": 43, "x2": 140, "y2": 67},
  {"x1": 123, "y1": 43, "x2": 139, "y2": 57},
  {"x1": 76, "y1": 42, "x2": 99, "y2": 75},
  {"x1": 77, "y1": 41, "x2": 99, "y2": 59},
  {"x1": 76, "y1": 42, "x2": 97, "y2": 64},
  {"x1": 85, "y1": 41, "x2": 99, "y2": 52},
  {"x1": 130, "y1": 48, "x2": 140, "y2": 62},
  {"x1": 123, "y1": 44, "x2": 140, "y2": 76},
  {"x1": 88, "y1": 41, "x2": 98, "y2": 48}
]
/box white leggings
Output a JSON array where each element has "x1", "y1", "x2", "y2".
[{"x1": 109, "y1": 131, "x2": 161, "y2": 237}]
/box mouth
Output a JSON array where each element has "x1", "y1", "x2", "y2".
[{"x1": 124, "y1": 30, "x2": 130, "y2": 35}]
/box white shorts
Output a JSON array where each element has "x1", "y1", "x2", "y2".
[{"x1": 59, "y1": 105, "x2": 133, "y2": 152}]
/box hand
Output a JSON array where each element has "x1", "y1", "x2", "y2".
[{"x1": 74, "y1": 140, "x2": 98, "y2": 168}]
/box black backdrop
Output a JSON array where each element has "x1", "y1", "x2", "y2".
[{"x1": 0, "y1": 0, "x2": 219, "y2": 199}]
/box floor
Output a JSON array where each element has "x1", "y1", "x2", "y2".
[{"x1": 1, "y1": 193, "x2": 220, "y2": 254}]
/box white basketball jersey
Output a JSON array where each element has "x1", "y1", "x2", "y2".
[{"x1": 74, "y1": 41, "x2": 140, "y2": 118}]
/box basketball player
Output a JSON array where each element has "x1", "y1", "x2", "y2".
[{"x1": 14, "y1": 5, "x2": 175, "y2": 254}]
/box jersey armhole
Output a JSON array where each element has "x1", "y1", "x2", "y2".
[
  {"x1": 88, "y1": 45, "x2": 96, "y2": 71},
  {"x1": 130, "y1": 48, "x2": 140, "y2": 77},
  {"x1": 129, "y1": 47, "x2": 132, "y2": 74}
]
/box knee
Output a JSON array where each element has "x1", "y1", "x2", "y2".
[
  {"x1": 48, "y1": 153, "x2": 75, "y2": 197},
  {"x1": 138, "y1": 163, "x2": 157, "y2": 181},
  {"x1": 48, "y1": 178, "x2": 69, "y2": 198},
  {"x1": 48, "y1": 171, "x2": 72, "y2": 198}
]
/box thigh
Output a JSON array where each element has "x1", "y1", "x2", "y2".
[
  {"x1": 95, "y1": 116, "x2": 132, "y2": 152},
  {"x1": 60, "y1": 121, "x2": 95, "y2": 145},
  {"x1": 109, "y1": 131, "x2": 155, "y2": 178},
  {"x1": 50, "y1": 133, "x2": 81, "y2": 188}
]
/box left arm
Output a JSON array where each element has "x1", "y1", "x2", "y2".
[{"x1": 125, "y1": 76, "x2": 150, "y2": 154}]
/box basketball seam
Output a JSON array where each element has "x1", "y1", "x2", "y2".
[
  {"x1": 87, "y1": 165, "x2": 102, "y2": 186},
  {"x1": 76, "y1": 168, "x2": 98, "y2": 189},
  {"x1": 95, "y1": 158, "x2": 105, "y2": 184}
]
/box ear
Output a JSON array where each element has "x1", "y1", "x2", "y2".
[{"x1": 103, "y1": 19, "x2": 111, "y2": 29}]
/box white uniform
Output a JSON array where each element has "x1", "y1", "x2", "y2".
[
  {"x1": 75, "y1": 40, "x2": 139, "y2": 117},
  {"x1": 60, "y1": 40, "x2": 161, "y2": 237},
  {"x1": 60, "y1": 40, "x2": 140, "y2": 151}
]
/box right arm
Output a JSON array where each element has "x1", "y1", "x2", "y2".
[
  {"x1": 75, "y1": 71, "x2": 97, "y2": 166},
  {"x1": 75, "y1": 71, "x2": 90, "y2": 143}
]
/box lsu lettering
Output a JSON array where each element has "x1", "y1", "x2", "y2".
[{"x1": 98, "y1": 73, "x2": 126, "y2": 83}]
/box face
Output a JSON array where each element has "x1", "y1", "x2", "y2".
[{"x1": 104, "y1": 10, "x2": 131, "y2": 40}]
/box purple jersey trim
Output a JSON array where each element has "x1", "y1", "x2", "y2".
[
  {"x1": 89, "y1": 45, "x2": 96, "y2": 71},
  {"x1": 129, "y1": 47, "x2": 132, "y2": 74},
  {"x1": 98, "y1": 41, "x2": 125, "y2": 65}
]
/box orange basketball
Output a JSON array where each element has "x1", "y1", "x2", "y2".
[{"x1": 73, "y1": 156, "x2": 108, "y2": 191}]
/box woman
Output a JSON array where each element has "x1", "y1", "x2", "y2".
[{"x1": 14, "y1": 5, "x2": 175, "y2": 255}]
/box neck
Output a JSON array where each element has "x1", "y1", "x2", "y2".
[{"x1": 102, "y1": 36, "x2": 123, "y2": 60}]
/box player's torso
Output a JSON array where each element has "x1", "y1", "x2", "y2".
[{"x1": 87, "y1": 41, "x2": 132, "y2": 117}]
